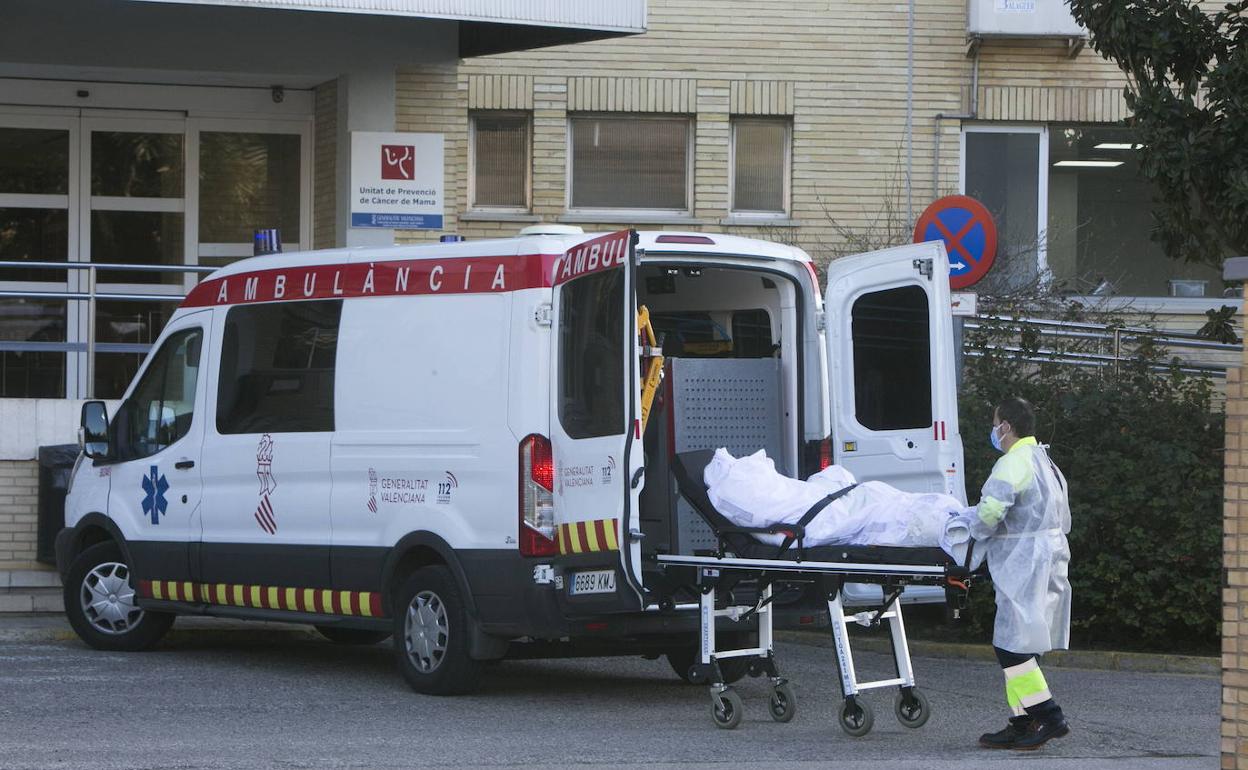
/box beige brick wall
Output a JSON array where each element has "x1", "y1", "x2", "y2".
[
  {"x1": 0, "y1": 460, "x2": 43, "y2": 571},
  {"x1": 313, "y1": 78, "x2": 337, "y2": 250},
  {"x1": 1225, "y1": 335, "x2": 1247, "y2": 766},
  {"x1": 437, "y1": 0, "x2": 1137, "y2": 261}
]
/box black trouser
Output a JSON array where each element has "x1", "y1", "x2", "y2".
[{"x1": 994, "y1": 646, "x2": 1063, "y2": 721}]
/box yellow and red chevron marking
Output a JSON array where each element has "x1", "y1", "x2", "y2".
[
  {"x1": 137, "y1": 579, "x2": 385, "y2": 617},
  {"x1": 556, "y1": 518, "x2": 620, "y2": 555}
]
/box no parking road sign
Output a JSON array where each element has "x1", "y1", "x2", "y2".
[{"x1": 913, "y1": 195, "x2": 997, "y2": 290}]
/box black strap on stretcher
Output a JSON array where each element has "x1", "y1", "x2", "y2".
[{"x1": 775, "y1": 483, "x2": 860, "y2": 557}]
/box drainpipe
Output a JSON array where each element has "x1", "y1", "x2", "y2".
[
  {"x1": 906, "y1": 0, "x2": 916, "y2": 224},
  {"x1": 932, "y1": 43, "x2": 981, "y2": 198}
]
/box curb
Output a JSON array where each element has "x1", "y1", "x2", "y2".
[
  {"x1": 775, "y1": 629, "x2": 1219, "y2": 676},
  {"x1": 0, "y1": 615, "x2": 323, "y2": 645}
]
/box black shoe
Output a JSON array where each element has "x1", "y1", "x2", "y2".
[
  {"x1": 978, "y1": 716, "x2": 1032, "y2": 749},
  {"x1": 1011, "y1": 715, "x2": 1071, "y2": 751}
]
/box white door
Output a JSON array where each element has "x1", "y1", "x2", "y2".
[
  {"x1": 549, "y1": 230, "x2": 644, "y2": 605},
  {"x1": 105, "y1": 309, "x2": 211, "y2": 586},
  {"x1": 198, "y1": 299, "x2": 340, "y2": 590},
  {"x1": 824, "y1": 241, "x2": 966, "y2": 503}
]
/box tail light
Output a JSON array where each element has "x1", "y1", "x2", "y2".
[
  {"x1": 819, "y1": 437, "x2": 833, "y2": 470},
  {"x1": 519, "y1": 434, "x2": 558, "y2": 557}
]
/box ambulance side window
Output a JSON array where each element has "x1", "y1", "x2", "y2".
[
  {"x1": 559, "y1": 269, "x2": 625, "y2": 439},
  {"x1": 216, "y1": 300, "x2": 342, "y2": 434},
  {"x1": 851, "y1": 285, "x2": 932, "y2": 430}
]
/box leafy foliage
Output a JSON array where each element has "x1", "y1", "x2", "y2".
[
  {"x1": 1065, "y1": 0, "x2": 1248, "y2": 266},
  {"x1": 956, "y1": 300, "x2": 1224, "y2": 652}
]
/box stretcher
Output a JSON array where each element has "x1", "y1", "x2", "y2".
[{"x1": 655, "y1": 449, "x2": 975, "y2": 733}]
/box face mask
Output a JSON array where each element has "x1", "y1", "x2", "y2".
[{"x1": 990, "y1": 424, "x2": 1004, "y2": 453}]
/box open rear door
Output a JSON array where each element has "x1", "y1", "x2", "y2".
[
  {"x1": 549, "y1": 230, "x2": 645, "y2": 611},
  {"x1": 824, "y1": 240, "x2": 966, "y2": 503}
]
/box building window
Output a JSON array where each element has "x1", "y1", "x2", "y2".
[
  {"x1": 216, "y1": 300, "x2": 341, "y2": 435},
  {"x1": 1046, "y1": 125, "x2": 1221, "y2": 297},
  {"x1": 470, "y1": 112, "x2": 530, "y2": 211},
  {"x1": 962, "y1": 125, "x2": 1222, "y2": 297},
  {"x1": 731, "y1": 118, "x2": 790, "y2": 215},
  {"x1": 568, "y1": 115, "x2": 691, "y2": 213}
]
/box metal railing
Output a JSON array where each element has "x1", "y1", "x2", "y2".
[
  {"x1": 0, "y1": 261, "x2": 217, "y2": 398},
  {"x1": 962, "y1": 315, "x2": 1241, "y2": 378}
]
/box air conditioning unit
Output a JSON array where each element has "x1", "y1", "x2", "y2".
[{"x1": 967, "y1": 0, "x2": 1086, "y2": 55}]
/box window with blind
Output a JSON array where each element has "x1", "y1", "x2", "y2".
[
  {"x1": 569, "y1": 115, "x2": 691, "y2": 212},
  {"x1": 470, "y1": 112, "x2": 530, "y2": 210},
  {"x1": 731, "y1": 118, "x2": 790, "y2": 215}
]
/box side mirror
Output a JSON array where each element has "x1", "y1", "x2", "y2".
[{"x1": 80, "y1": 401, "x2": 110, "y2": 460}]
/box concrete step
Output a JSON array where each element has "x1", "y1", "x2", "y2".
[
  {"x1": 0, "y1": 569, "x2": 62, "y2": 590},
  {"x1": 0, "y1": 587, "x2": 63, "y2": 614}
]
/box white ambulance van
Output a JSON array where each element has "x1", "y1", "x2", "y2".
[{"x1": 56, "y1": 227, "x2": 965, "y2": 694}]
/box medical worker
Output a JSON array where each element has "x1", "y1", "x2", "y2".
[{"x1": 972, "y1": 397, "x2": 1073, "y2": 751}]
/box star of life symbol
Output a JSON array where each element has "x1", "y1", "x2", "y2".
[
  {"x1": 254, "y1": 434, "x2": 278, "y2": 535},
  {"x1": 140, "y1": 465, "x2": 169, "y2": 525},
  {"x1": 367, "y1": 468, "x2": 378, "y2": 513}
]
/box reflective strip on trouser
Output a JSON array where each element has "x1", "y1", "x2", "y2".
[{"x1": 1002, "y1": 658, "x2": 1052, "y2": 717}]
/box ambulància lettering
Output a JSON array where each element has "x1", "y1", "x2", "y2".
[{"x1": 198, "y1": 258, "x2": 516, "y2": 307}]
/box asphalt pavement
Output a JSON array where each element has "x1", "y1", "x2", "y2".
[{"x1": 0, "y1": 623, "x2": 1218, "y2": 770}]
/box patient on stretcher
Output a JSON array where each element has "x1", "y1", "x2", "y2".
[{"x1": 704, "y1": 448, "x2": 979, "y2": 564}]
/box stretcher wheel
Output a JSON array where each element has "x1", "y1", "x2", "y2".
[
  {"x1": 711, "y1": 688, "x2": 744, "y2": 730},
  {"x1": 838, "y1": 698, "x2": 874, "y2": 737},
  {"x1": 894, "y1": 687, "x2": 930, "y2": 729},
  {"x1": 768, "y1": 682, "x2": 796, "y2": 723}
]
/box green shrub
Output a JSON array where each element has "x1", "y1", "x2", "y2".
[{"x1": 955, "y1": 309, "x2": 1224, "y2": 653}]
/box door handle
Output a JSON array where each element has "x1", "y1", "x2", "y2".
[{"x1": 174, "y1": 460, "x2": 195, "y2": 470}]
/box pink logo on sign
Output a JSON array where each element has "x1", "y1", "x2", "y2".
[{"x1": 381, "y1": 145, "x2": 415, "y2": 180}]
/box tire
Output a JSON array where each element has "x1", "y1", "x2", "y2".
[
  {"x1": 894, "y1": 687, "x2": 931, "y2": 729},
  {"x1": 710, "y1": 687, "x2": 744, "y2": 730},
  {"x1": 315, "y1": 626, "x2": 391, "y2": 646},
  {"x1": 768, "y1": 682, "x2": 797, "y2": 723},
  {"x1": 392, "y1": 565, "x2": 482, "y2": 695},
  {"x1": 63, "y1": 541, "x2": 173, "y2": 652},
  {"x1": 666, "y1": 632, "x2": 754, "y2": 685},
  {"x1": 838, "y1": 697, "x2": 875, "y2": 737}
]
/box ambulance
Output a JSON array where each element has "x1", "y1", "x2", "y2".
[{"x1": 55, "y1": 226, "x2": 965, "y2": 695}]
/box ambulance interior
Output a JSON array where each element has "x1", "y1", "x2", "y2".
[{"x1": 633, "y1": 263, "x2": 802, "y2": 562}]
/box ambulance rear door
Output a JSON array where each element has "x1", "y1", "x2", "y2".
[
  {"x1": 548, "y1": 230, "x2": 645, "y2": 613},
  {"x1": 823, "y1": 240, "x2": 966, "y2": 502}
]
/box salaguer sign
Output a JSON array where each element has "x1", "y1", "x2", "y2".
[{"x1": 350, "y1": 131, "x2": 444, "y2": 229}]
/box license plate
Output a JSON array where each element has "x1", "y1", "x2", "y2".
[{"x1": 570, "y1": 569, "x2": 616, "y2": 596}]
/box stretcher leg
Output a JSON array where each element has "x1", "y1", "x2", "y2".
[{"x1": 885, "y1": 596, "x2": 931, "y2": 728}]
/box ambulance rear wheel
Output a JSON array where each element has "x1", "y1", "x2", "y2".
[
  {"x1": 64, "y1": 541, "x2": 173, "y2": 652},
  {"x1": 666, "y1": 633, "x2": 753, "y2": 684},
  {"x1": 393, "y1": 565, "x2": 482, "y2": 695},
  {"x1": 315, "y1": 626, "x2": 391, "y2": 646}
]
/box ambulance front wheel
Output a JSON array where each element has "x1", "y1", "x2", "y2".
[
  {"x1": 63, "y1": 541, "x2": 174, "y2": 652},
  {"x1": 838, "y1": 697, "x2": 874, "y2": 737},
  {"x1": 393, "y1": 565, "x2": 482, "y2": 695}
]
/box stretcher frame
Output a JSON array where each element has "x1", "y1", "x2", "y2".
[{"x1": 657, "y1": 552, "x2": 958, "y2": 734}]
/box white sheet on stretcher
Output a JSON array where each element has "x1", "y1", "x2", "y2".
[{"x1": 703, "y1": 448, "x2": 981, "y2": 566}]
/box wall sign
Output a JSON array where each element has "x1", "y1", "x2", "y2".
[{"x1": 350, "y1": 131, "x2": 444, "y2": 230}]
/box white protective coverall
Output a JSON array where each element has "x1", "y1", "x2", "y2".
[{"x1": 972, "y1": 436, "x2": 1073, "y2": 654}]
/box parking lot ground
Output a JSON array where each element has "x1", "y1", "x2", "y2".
[{"x1": 0, "y1": 625, "x2": 1218, "y2": 770}]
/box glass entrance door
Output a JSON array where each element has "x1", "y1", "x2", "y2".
[
  {"x1": 0, "y1": 113, "x2": 77, "y2": 398},
  {"x1": 83, "y1": 115, "x2": 189, "y2": 398}
]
